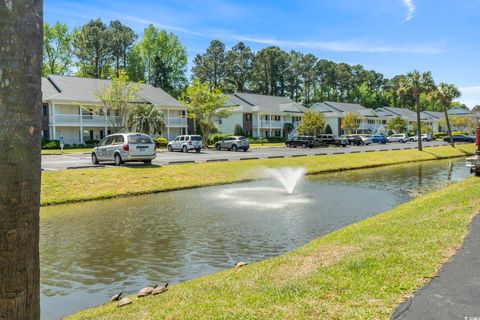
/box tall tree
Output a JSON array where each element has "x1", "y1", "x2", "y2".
[
  {"x1": 225, "y1": 42, "x2": 254, "y2": 92},
  {"x1": 398, "y1": 71, "x2": 435, "y2": 150},
  {"x1": 127, "y1": 105, "x2": 165, "y2": 135},
  {"x1": 341, "y1": 112, "x2": 359, "y2": 134},
  {"x1": 43, "y1": 22, "x2": 74, "y2": 76},
  {"x1": 285, "y1": 51, "x2": 303, "y2": 101},
  {"x1": 297, "y1": 111, "x2": 325, "y2": 136},
  {"x1": 137, "y1": 25, "x2": 187, "y2": 97},
  {"x1": 73, "y1": 18, "x2": 112, "y2": 78},
  {"x1": 434, "y1": 83, "x2": 461, "y2": 147},
  {"x1": 250, "y1": 46, "x2": 289, "y2": 96},
  {"x1": 301, "y1": 53, "x2": 317, "y2": 107},
  {"x1": 192, "y1": 40, "x2": 228, "y2": 89},
  {"x1": 0, "y1": 1, "x2": 42, "y2": 319},
  {"x1": 126, "y1": 45, "x2": 145, "y2": 82},
  {"x1": 108, "y1": 20, "x2": 136, "y2": 76},
  {"x1": 98, "y1": 70, "x2": 139, "y2": 132},
  {"x1": 182, "y1": 80, "x2": 231, "y2": 147}
]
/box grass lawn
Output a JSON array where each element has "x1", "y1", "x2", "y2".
[
  {"x1": 67, "y1": 173, "x2": 480, "y2": 320},
  {"x1": 41, "y1": 144, "x2": 475, "y2": 206},
  {"x1": 41, "y1": 148, "x2": 92, "y2": 155}
]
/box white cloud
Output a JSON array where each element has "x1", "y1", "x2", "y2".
[
  {"x1": 216, "y1": 33, "x2": 444, "y2": 54},
  {"x1": 403, "y1": 0, "x2": 416, "y2": 21},
  {"x1": 459, "y1": 86, "x2": 480, "y2": 108}
]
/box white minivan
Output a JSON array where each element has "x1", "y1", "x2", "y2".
[
  {"x1": 92, "y1": 133, "x2": 156, "y2": 166},
  {"x1": 167, "y1": 135, "x2": 203, "y2": 153}
]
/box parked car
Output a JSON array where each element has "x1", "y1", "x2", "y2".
[
  {"x1": 412, "y1": 133, "x2": 432, "y2": 142},
  {"x1": 358, "y1": 135, "x2": 373, "y2": 145},
  {"x1": 443, "y1": 134, "x2": 476, "y2": 143},
  {"x1": 167, "y1": 135, "x2": 203, "y2": 153},
  {"x1": 387, "y1": 133, "x2": 409, "y2": 143},
  {"x1": 342, "y1": 135, "x2": 363, "y2": 146},
  {"x1": 285, "y1": 136, "x2": 315, "y2": 148},
  {"x1": 92, "y1": 133, "x2": 156, "y2": 166},
  {"x1": 316, "y1": 134, "x2": 348, "y2": 147},
  {"x1": 371, "y1": 135, "x2": 388, "y2": 144},
  {"x1": 215, "y1": 136, "x2": 249, "y2": 151}
]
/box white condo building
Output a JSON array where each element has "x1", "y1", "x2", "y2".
[{"x1": 41, "y1": 75, "x2": 187, "y2": 144}]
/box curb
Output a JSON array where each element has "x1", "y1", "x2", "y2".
[
  {"x1": 169, "y1": 160, "x2": 196, "y2": 164},
  {"x1": 67, "y1": 165, "x2": 105, "y2": 170},
  {"x1": 206, "y1": 159, "x2": 229, "y2": 162}
]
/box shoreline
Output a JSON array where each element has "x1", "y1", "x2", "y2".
[
  {"x1": 67, "y1": 171, "x2": 480, "y2": 319},
  {"x1": 41, "y1": 144, "x2": 475, "y2": 207}
]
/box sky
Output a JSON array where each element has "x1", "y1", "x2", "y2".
[{"x1": 44, "y1": 0, "x2": 480, "y2": 107}]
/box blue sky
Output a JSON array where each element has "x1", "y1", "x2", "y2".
[{"x1": 44, "y1": 0, "x2": 480, "y2": 107}]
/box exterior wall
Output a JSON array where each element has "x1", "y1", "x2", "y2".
[
  {"x1": 54, "y1": 127, "x2": 80, "y2": 144},
  {"x1": 324, "y1": 116, "x2": 340, "y2": 135},
  {"x1": 216, "y1": 113, "x2": 243, "y2": 134}
]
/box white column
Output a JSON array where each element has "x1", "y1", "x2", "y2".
[
  {"x1": 257, "y1": 114, "x2": 260, "y2": 137},
  {"x1": 167, "y1": 109, "x2": 170, "y2": 140},
  {"x1": 104, "y1": 107, "x2": 108, "y2": 136},
  {"x1": 79, "y1": 105, "x2": 84, "y2": 143},
  {"x1": 269, "y1": 114, "x2": 272, "y2": 137},
  {"x1": 52, "y1": 103, "x2": 56, "y2": 139}
]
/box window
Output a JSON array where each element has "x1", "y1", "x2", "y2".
[
  {"x1": 104, "y1": 136, "x2": 115, "y2": 146},
  {"x1": 218, "y1": 119, "x2": 222, "y2": 124},
  {"x1": 98, "y1": 137, "x2": 108, "y2": 146},
  {"x1": 179, "y1": 136, "x2": 185, "y2": 141},
  {"x1": 382, "y1": 120, "x2": 387, "y2": 124},
  {"x1": 175, "y1": 136, "x2": 180, "y2": 141},
  {"x1": 275, "y1": 130, "x2": 281, "y2": 137},
  {"x1": 42, "y1": 104, "x2": 48, "y2": 116},
  {"x1": 112, "y1": 135, "x2": 124, "y2": 145},
  {"x1": 191, "y1": 136, "x2": 202, "y2": 141},
  {"x1": 185, "y1": 136, "x2": 190, "y2": 141},
  {"x1": 128, "y1": 134, "x2": 153, "y2": 144},
  {"x1": 368, "y1": 119, "x2": 375, "y2": 124},
  {"x1": 273, "y1": 115, "x2": 281, "y2": 121},
  {"x1": 100, "y1": 130, "x2": 104, "y2": 139}
]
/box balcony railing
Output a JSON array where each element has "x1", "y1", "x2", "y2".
[
  {"x1": 167, "y1": 117, "x2": 187, "y2": 127},
  {"x1": 253, "y1": 120, "x2": 287, "y2": 128},
  {"x1": 50, "y1": 114, "x2": 119, "y2": 125}
]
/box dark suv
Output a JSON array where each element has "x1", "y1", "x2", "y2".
[
  {"x1": 342, "y1": 135, "x2": 363, "y2": 146},
  {"x1": 285, "y1": 136, "x2": 315, "y2": 148},
  {"x1": 316, "y1": 134, "x2": 348, "y2": 147}
]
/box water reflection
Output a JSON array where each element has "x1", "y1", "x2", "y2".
[{"x1": 40, "y1": 158, "x2": 469, "y2": 319}]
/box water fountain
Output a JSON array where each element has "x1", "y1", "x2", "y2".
[
  {"x1": 264, "y1": 167, "x2": 306, "y2": 194},
  {"x1": 215, "y1": 167, "x2": 308, "y2": 209}
]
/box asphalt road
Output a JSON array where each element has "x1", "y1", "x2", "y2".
[
  {"x1": 392, "y1": 214, "x2": 480, "y2": 320},
  {"x1": 41, "y1": 140, "x2": 448, "y2": 171}
]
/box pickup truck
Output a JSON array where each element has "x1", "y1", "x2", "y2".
[{"x1": 316, "y1": 134, "x2": 348, "y2": 147}]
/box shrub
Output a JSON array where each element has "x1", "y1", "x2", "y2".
[
  {"x1": 208, "y1": 134, "x2": 232, "y2": 145},
  {"x1": 233, "y1": 124, "x2": 245, "y2": 136},
  {"x1": 433, "y1": 132, "x2": 446, "y2": 140},
  {"x1": 77, "y1": 143, "x2": 86, "y2": 148},
  {"x1": 154, "y1": 137, "x2": 168, "y2": 147},
  {"x1": 42, "y1": 140, "x2": 60, "y2": 149}
]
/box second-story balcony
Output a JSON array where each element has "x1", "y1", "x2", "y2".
[
  {"x1": 50, "y1": 114, "x2": 120, "y2": 126},
  {"x1": 253, "y1": 120, "x2": 288, "y2": 128},
  {"x1": 167, "y1": 117, "x2": 188, "y2": 127}
]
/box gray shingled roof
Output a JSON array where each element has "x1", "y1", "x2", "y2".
[
  {"x1": 376, "y1": 107, "x2": 427, "y2": 121},
  {"x1": 42, "y1": 75, "x2": 183, "y2": 107},
  {"x1": 41, "y1": 77, "x2": 60, "y2": 101},
  {"x1": 224, "y1": 94, "x2": 255, "y2": 112},
  {"x1": 322, "y1": 101, "x2": 377, "y2": 117},
  {"x1": 233, "y1": 92, "x2": 306, "y2": 113},
  {"x1": 422, "y1": 111, "x2": 444, "y2": 120}
]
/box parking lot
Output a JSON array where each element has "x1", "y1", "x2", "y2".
[{"x1": 41, "y1": 140, "x2": 449, "y2": 171}]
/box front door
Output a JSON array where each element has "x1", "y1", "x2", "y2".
[{"x1": 243, "y1": 113, "x2": 253, "y2": 136}]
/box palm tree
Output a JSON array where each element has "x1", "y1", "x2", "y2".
[
  {"x1": 127, "y1": 105, "x2": 165, "y2": 135},
  {"x1": 397, "y1": 71, "x2": 435, "y2": 151},
  {"x1": 435, "y1": 83, "x2": 461, "y2": 147},
  {"x1": 1, "y1": 1, "x2": 42, "y2": 319}
]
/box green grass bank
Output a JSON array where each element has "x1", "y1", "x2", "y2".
[
  {"x1": 68, "y1": 174, "x2": 480, "y2": 319},
  {"x1": 41, "y1": 144, "x2": 475, "y2": 206}
]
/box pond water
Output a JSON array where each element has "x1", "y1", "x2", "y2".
[{"x1": 40, "y1": 158, "x2": 470, "y2": 319}]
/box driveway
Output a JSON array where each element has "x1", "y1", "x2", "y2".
[{"x1": 41, "y1": 140, "x2": 448, "y2": 171}]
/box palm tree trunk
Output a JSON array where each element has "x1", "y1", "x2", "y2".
[
  {"x1": 443, "y1": 103, "x2": 455, "y2": 147},
  {"x1": 415, "y1": 99, "x2": 423, "y2": 151},
  {"x1": 0, "y1": 1, "x2": 43, "y2": 319}
]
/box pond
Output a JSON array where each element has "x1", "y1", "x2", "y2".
[{"x1": 40, "y1": 158, "x2": 469, "y2": 319}]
